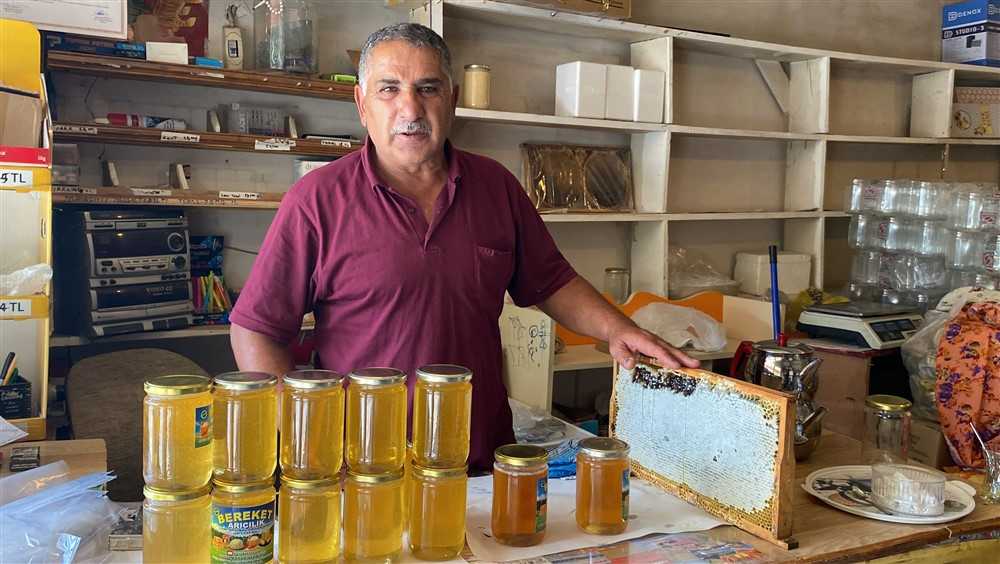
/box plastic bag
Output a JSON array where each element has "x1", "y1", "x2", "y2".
[
  {"x1": 0, "y1": 461, "x2": 70, "y2": 506},
  {"x1": 630, "y1": 302, "x2": 727, "y2": 351},
  {"x1": 667, "y1": 248, "x2": 739, "y2": 299},
  {"x1": 0, "y1": 471, "x2": 119, "y2": 563},
  {"x1": 0, "y1": 263, "x2": 53, "y2": 295},
  {"x1": 901, "y1": 309, "x2": 951, "y2": 422}
]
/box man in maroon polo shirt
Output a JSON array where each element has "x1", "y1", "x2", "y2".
[{"x1": 229, "y1": 23, "x2": 699, "y2": 471}]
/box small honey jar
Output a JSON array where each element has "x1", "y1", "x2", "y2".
[
  {"x1": 575, "y1": 437, "x2": 630, "y2": 535},
  {"x1": 491, "y1": 444, "x2": 548, "y2": 547},
  {"x1": 142, "y1": 485, "x2": 212, "y2": 563},
  {"x1": 142, "y1": 374, "x2": 213, "y2": 491},
  {"x1": 344, "y1": 469, "x2": 405, "y2": 562},
  {"x1": 280, "y1": 369, "x2": 345, "y2": 480},
  {"x1": 408, "y1": 464, "x2": 468, "y2": 560},
  {"x1": 213, "y1": 371, "x2": 278, "y2": 484},
  {"x1": 211, "y1": 478, "x2": 276, "y2": 564},
  {"x1": 412, "y1": 364, "x2": 472, "y2": 468},
  {"x1": 345, "y1": 367, "x2": 407, "y2": 474},
  {"x1": 277, "y1": 476, "x2": 341, "y2": 564}
]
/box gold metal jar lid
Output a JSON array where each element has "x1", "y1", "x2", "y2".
[
  {"x1": 347, "y1": 468, "x2": 405, "y2": 483},
  {"x1": 144, "y1": 374, "x2": 212, "y2": 395},
  {"x1": 494, "y1": 444, "x2": 548, "y2": 466},
  {"x1": 605, "y1": 267, "x2": 630, "y2": 274},
  {"x1": 144, "y1": 484, "x2": 212, "y2": 502},
  {"x1": 214, "y1": 371, "x2": 278, "y2": 390},
  {"x1": 865, "y1": 394, "x2": 912, "y2": 412},
  {"x1": 284, "y1": 369, "x2": 344, "y2": 389},
  {"x1": 411, "y1": 464, "x2": 468, "y2": 479},
  {"x1": 464, "y1": 64, "x2": 491, "y2": 71},
  {"x1": 279, "y1": 476, "x2": 340, "y2": 490},
  {"x1": 416, "y1": 364, "x2": 472, "y2": 383},
  {"x1": 348, "y1": 367, "x2": 407, "y2": 386},
  {"x1": 212, "y1": 477, "x2": 276, "y2": 493},
  {"x1": 579, "y1": 437, "x2": 630, "y2": 459}
]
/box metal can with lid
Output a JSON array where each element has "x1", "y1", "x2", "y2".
[
  {"x1": 346, "y1": 367, "x2": 407, "y2": 474},
  {"x1": 210, "y1": 478, "x2": 276, "y2": 564},
  {"x1": 408, "y1": 464, "x2": 468, "y2": 560},
  {"x1": 412, "y1": 364, "x2": 472, "y2": 468},
  {"x1": 277, "y1": 476, "x2": 341, "y2": 564},
  {"x1": 213, "y1": 372, "x2": 278, "y2": 484},
  {"x1": 861, "y1": 394, "x2": 912, "y2": 464},
  {"x1": 143, "y1": 484, "x2": 212, "y2": 563},
  {"x1": 462, "y1": 64, "x2": 491, "y2": 109},
  {"x1": 344, "y1": 469, "x2": 405, "y2": 562},
  {"x1": 143, "y1": 374, "x2": 214, "y2": 491},
  {"x1": 279, "y1": 369, "x2": 345, "y2": 480},
  {"x1": 576, "y1": 437, "x2": 630, "y2": 534},
  {"x1": 492, "y1": 444, "x2": 548, "y2": 547}
]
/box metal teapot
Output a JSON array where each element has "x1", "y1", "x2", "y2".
[{"x1": 730, "y1": 339, "x2": 826, "y2": 461}]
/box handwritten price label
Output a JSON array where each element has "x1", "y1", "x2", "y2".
[
  {"x1": 53, "y1": 125, "x2": 98, "y2": 134},
  {"x1": 161, "y1": 132, "x2": 200, "y2": 143},
  {"x1": 219, "y1": 191, "x2": 260, "y2": 200},
  {"x1": 320, "y1": 139, "x2": 352, "y2": 148},
  {"x1": 0, "y1": 300, "x2": 31, "y2": 317},
  {"x1": 0, "y1": 169, "x2": 33, "y2": 187},
  {"x1": 254, "y1": 139, "x2": 295, "y2": 151},
  {"x1": 54, "y1": 186, "x2": 98, "y2": 194},
  {"x1": 131, "y1": 188, "x2": 172, "y2": 196}
]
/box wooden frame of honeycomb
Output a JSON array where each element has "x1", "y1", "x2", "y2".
[{"x1": 610, "y1": 358, "x2": 797, "y2": 549}]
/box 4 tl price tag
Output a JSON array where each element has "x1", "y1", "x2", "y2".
[
  {"x1": 0, "y1": 169, "x2": 33, "y2": 187},
  {"x1": 0, "y1": 300, "x2": 31, "y2": 317}
]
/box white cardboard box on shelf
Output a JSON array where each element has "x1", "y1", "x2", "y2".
[
  {"x1": 734, "y1": 251, "x2": 812, "y2": 296},
  {"x1": 951, "y1": 102, "x2": 1000, "y2": 138},
  {"x1": 604, "y1": 64, "x2": 634, "y2": 121},
  {"x1": 555, "y1": 61, "x2": 606, "y2": 119},
  {"x1": 633, "y1": 68, "x2": 665, "y2": 123}
]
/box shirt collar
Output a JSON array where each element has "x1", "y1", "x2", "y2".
[{"x1": 361, "y1": 136, "x2": 462, "y2": 192}]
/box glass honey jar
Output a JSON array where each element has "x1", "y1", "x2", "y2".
[
  {"x1": 213, "y1": 371, "x2": 278, "y2": 484},
  {"x1": 491, "y1": 444, "x2": 548, "y2": 547},
  {"x1": 575, "y1": 437, "x2": 630, "y2": 535},
  {"x1": 143, "y1": 485, "x2": 212, "y2": 563},
  {"x1": 344, "y1": 469, "x2": 404, "y2": 562},
  {"x1": 211, "y1": 478, "x2": 276, "y2": 564},
  {"x1": 280, "y1": 369, "x2": 345, "y2": 480},
  {"x1": 412, "y1": 364, "x2": 472, "y2": 468},
  {"x1": 346, "y1": 367, "x2": 407, "y2": 474},
  {"x1": 277, "y1": 476, "x2": 341, "y2": 564},
  {"x1": 408, "y1": 464, "x2": 468, "y2": 561},
  {"x1": 143, "y1": 374, "x2": 214, "y2": 491}
]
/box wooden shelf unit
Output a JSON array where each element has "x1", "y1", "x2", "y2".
[{"x1": 53, "y1": 186, "x2": 285, "y2": 209}]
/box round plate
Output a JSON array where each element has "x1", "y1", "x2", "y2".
[{"x1": 801, "y1": 465, "x2": 976, "y2": 524}]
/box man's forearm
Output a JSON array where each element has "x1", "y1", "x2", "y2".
[
  {"x1": 536, "y1": 276, "x2": 633, "y2": 342},
  {"x1": 230, "y1": 323, "x2": 296, "y2": 378}
]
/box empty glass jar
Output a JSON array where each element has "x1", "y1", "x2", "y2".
[
  {"x1": 603, "y1": 267, "x2": 631, "y2": 305},
  {"x1": 861, "y1": 394, "x2": 911, "y2": 464}
]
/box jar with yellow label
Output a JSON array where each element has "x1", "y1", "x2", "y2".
[
  {"x1": 346, "y1": 367, "x2": 407, "y2": 474},
  {"x1": 211, "y1": 478, "x2": 275, "y2": 564},
  {"x1": 576, "y1": 437, "x2": 630, "y2": 535},
  {"x1": 344, "y1": 469, "x2": 404, "y2": 562},
  {"x1": 409, "y1": 464, "x2": 468, "y2": 560},
  {"x1": 280, "y1": 369, "x2": 345, "y2": 480},
  {"x1": 277, "y1": 476, "x2": 341, "y2": 564},
  {"x1": 412, "y1": 364, "x2": 472, "y2": 468},
  {"x1": 143, "y1": 485, "x2": 211, "y2": 563},
  {"x1": 492, "y1": 444, "x2": 548, "y2": 547},
  {"x1": 213, "y1": 371, "x2": 278, "y2": 484},
  {"x1": 143, "y1": 374, "x2": 214, "y2": 491}
]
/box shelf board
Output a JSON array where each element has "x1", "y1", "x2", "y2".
[
  {"x1": 47, "y1": 52, "x2": 356, "y2": 102},
  {"x1": 553, "y1": 341, "x2": 739, "y2": 372},
  {"x1": 436, "y1": 0, "x2": 668, "y2": 42},
  {"x1": 53, "y1": 123, "x2": 361, "y2": 157},
  {"x1": 824, "y1": 134, "x2": 1000, "y2": 146},
  {"x1": 51, "y1": 325, "x2": 233, "y2": 347},
  {"x1": 541, "y1": 212, "x2": 664, "y2": 223},
  {"x1": 457, "y1": 107, "x2": 666, "y2": 133},
  {"x1": 664, "y1": 211, "x2": 841, "y2": 221},
  {"x1": 668, "y1": 125, "x2": 821, "y2": 141},
  {"x1": 53, "y1": 186, "x2": 284, "y2": 209}
]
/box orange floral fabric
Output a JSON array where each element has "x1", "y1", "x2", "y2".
[{"x1": 935, "y1": 302, "x2": 1000, "y2": 469}]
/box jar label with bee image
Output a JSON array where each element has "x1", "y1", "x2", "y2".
[
  {"x1": 195, "y1": 405, "x2": 212, "y2": 448},
  {"x1": 211, "y1": 500, "x2": 274, "y2": 563}
]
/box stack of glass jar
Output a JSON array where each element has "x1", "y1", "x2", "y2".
[
  {"x1": 142, "y1": 375, "x2": 215, "y2": 563},
  {"x1": 845, "y1": 179, "x2": 1000, "y2": 311},
  {"x1": 211, "y1": 371, "x2": 279, "y2": 564}
]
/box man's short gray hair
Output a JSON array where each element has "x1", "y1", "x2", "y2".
[{"x1": 358, "y1": 23, "x2": 454, "y2": 92}]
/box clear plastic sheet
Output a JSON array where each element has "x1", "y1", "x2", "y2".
[
  {"x1": 0, "y1": 263, "x2": 52, "y2": 295},
  {"x1": 0, "y1": 461, "x2": 70, "y2": 506},
  {"x1": 667, "y1": 247, "x2": 740, "y2": 299},
  {"x1": 520, "y1": 143, "x2": 633, "y2": 212},
  {"x1": 510, "y1": 399, "x2": 566, "y2": 444}
]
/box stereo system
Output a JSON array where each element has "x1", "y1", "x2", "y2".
[{"x1": 55, "y1": 209, "x2": 194, "y2": 337}]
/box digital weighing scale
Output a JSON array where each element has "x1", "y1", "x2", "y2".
[{"x1": 796, "y1": 302, "x2": 923, "y2": 349}]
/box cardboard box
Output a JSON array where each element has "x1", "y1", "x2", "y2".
[
  {"x1": 734, "y1": 251, "x2": 812, "y2": 296},
  {"x1": 952, "y1": 102, "x2": 1000, "y2": 137},
  {"x1": 604, "y1": 64, "x2": 635, "y2": 122},
  {"x1": 942, "y1": 0, "x2": 1000, "y2": 67},
  {"x1": 0, "y1": 89, "x2": 42, "y2": 148},
  {"x1": 908, "y1": 417, "x2": 953, "y2": 469},
  {"x1": 555, "y1": 61, "x2": 606, "y2": 119},
  {"x1": 146, "y1": 42, "x2": 188, "y2": 65},
  {"x1": 501, "y1": 0, "x2": 630, "y2": 19},
  {"x1": 633, "y1": 68, "x2": 665, "y2": 123}
]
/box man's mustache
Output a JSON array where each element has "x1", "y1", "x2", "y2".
[{"x1": 392, "y1": 121, "x2": 432, "y2": 135}]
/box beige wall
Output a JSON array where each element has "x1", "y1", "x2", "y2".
[{"x1": 630, "y1": 0, "x2": 949, "y2": 60}]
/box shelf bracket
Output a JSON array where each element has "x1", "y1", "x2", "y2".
[{"x1": 754, "y1": 60, "x2": 790, "y2": 116}]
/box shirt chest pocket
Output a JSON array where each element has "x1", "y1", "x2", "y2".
[{"x1": 476, "y1": 246, "x2": 514, "y2": 298}]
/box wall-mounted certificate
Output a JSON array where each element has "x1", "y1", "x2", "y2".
[{"x1": 1, "y1": 0, "x2": 127, "y2": 39}]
